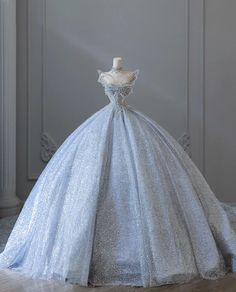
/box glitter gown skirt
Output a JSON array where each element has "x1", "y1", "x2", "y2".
[{"x1": 1, "y1": 102, "x2": 236, "y2": 287}]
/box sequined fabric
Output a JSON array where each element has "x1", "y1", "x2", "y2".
[{"x1": 1, "y1": 70, "x2": 236, "y2": 287}]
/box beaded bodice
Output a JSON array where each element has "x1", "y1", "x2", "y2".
[{"x1": 98, "y1": 69, "x2": 139, "y2": 109}]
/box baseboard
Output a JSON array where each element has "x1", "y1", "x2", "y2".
[{"x1": 0, "y1": 203, "x2": 23, "y2": 218}]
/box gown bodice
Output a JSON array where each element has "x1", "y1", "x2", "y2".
[{"x1": 97, "y1": 69, "x2": 139, "y2": 109}]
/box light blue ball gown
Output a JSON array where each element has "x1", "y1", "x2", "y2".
[{"x1": 1, "y1": 69, "x2": 236, "y2": 288}]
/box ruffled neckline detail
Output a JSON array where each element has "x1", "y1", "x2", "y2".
[{"x1": 97, "y1": 69, "x2": 139, "y2": 88}]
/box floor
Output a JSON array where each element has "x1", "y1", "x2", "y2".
[{"x1": 1, "y1": 216, "x2": 236, "y2": 292}]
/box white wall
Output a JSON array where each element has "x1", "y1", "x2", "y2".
[{"x1": 16, "y1": 0, "x2": 236, "y2": 202}]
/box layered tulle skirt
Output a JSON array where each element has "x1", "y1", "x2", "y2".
[{"x1": 1, "y1": 103, "x2": 236, "y2": 287}]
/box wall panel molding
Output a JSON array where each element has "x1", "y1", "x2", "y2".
[
  {"x1": 27, "y1": 0, "x2": 48, "y2": 180},
  {"x1": 40, "y1": 132, "x2": 57, "y2": 162},
  {"x1": 188, "y1": 0, "x2": 205, "y2": 173}
]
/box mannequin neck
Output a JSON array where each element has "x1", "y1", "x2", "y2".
[{"x1": 110, "y1": 67, "x2": 124, "y2": 73}]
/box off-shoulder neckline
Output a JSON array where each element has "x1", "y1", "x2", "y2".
[{"x1": 97, "y1": 69, "x2": 139, "y2": 88}]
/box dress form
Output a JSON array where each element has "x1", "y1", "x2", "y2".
[{"x1": 98, "y1": 57, "x2": 137, "y2": 86}]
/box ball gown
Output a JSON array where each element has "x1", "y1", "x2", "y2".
[{"x1": 1, "y1": 69, "x2": 236, "y2": 287}]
